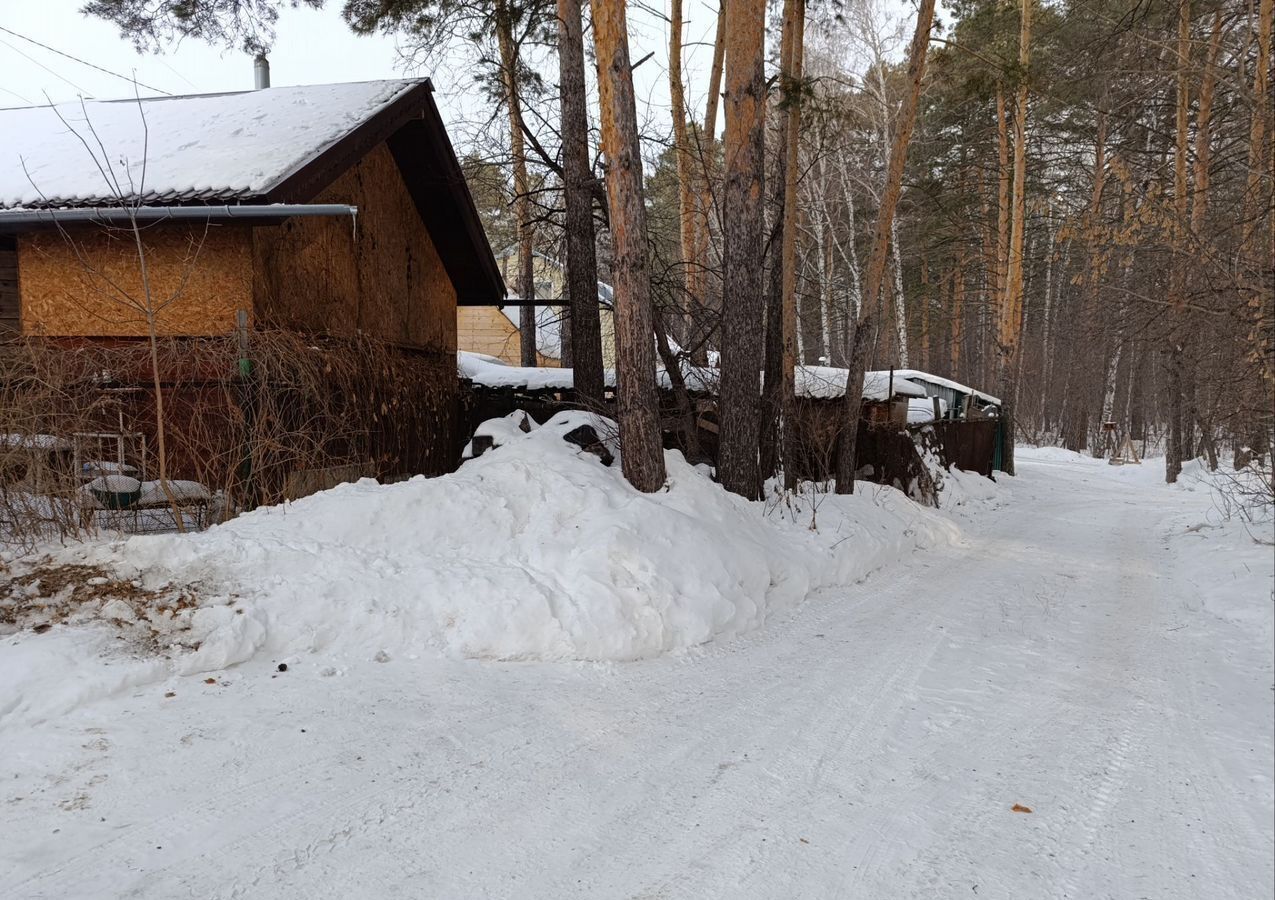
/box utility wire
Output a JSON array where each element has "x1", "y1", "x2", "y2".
[
  {"x1": 0, "y1": 36, "x2": 89, "y2": 96},
  {"x1": 0, "y1": 24, "x2": 173, "y2": 96},
  {"x1": 0, "y1": 82, "x2": 35, "y2": 106}
]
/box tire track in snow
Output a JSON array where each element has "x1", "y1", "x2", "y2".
[{"x1": 8, "y1": 746, "x2": 354, "y2": 897}]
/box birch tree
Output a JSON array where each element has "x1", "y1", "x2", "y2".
[{"x1": 835, "y1": 0, "x2": 935, "y2": 493}]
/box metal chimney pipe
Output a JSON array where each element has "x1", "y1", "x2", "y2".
[{"x1": 253, "y1": 54, "x2": 270, "y2": 90}]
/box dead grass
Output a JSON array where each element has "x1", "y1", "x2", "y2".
[{"x1": 0, "y1": 559, "x2": 204, "y2": 651}]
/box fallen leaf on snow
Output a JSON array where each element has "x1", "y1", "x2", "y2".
[{"x1": 1011, "y1": 804, "x2": 1033, "y2": 813}]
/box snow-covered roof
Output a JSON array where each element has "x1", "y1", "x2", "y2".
[
  {"x1": 893, "y1": 369, "x2": 1001, "y2": 407},
  {"x1": 459, "y1": 351, "x2": 612, "y2": 392},
  {"x1": 458, "y1": 352, "x2": 925, "y2": 401},
  {"x1": 0, "y1": 80, "x2": 421, "y2": 209},
  {"x1": 795, "y1": 366, "x2": 927, "y2": 401}
]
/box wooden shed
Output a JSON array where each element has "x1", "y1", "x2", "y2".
[
  {"x1": 0, "y1": 79, "x2": 503, "y2": 339},
  {"x1": 0, "y1": 79, "x2": 504, "y2": 503}
]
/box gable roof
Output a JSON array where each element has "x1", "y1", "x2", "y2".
[{"x1": 0, "y1": 79, "x2": 504, "y2": 304}]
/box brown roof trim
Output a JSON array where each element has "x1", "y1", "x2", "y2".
[
  {"x1": 386, "y1": 93, "x2": 506, "y2": 307},
  {"x1": 264, "y1": 80, "x2": 504, "y2": 306},
  {"x1": 264, "y1": 80, "x2": 431, "y2": 203}
]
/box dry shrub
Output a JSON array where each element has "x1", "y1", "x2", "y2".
[{"x1": 0, "y1": 329, "x2": 457, "y2": 546}]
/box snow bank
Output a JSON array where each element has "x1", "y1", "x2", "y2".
[
  {"x1": 104, "y1": 412, "x2": 955, "y2": 664},
  {"x1": 2, "y1": 412, "x2": 960, "y2": 722}
]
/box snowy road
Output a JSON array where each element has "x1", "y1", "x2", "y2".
[{"x1": 4, "y1": 452, "x2": 1272, "y2": 898}]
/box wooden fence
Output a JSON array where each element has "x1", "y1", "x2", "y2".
[{"x1": 914, "y1": 419, "x2": 1000, "y2": 477}]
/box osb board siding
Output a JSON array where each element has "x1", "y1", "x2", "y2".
[
  {"x1": 18, "y1": 227, "x2": 251, "y2": 337},
  {"x1": 252, "y1": 142, "x2": 457, "y2": 352}
]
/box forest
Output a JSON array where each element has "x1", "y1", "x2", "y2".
[{"x1": 87, "y1": 0, "x2": 1274, "y2": 496}]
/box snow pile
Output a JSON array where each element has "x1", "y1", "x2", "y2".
[
  {"x1": 937, "y1": 462, "x2": 1005, "y2": 513},
  {"x1": 1, "y1": 412, "x2": 960, "y2": 721}
]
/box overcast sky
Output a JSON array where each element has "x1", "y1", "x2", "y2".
[{"x1": 0, "y1": 0, "x2": 738, "y2": 149}]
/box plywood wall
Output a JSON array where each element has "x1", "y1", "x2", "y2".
[
  {"x1": 458, "y1": 305, "x2": 523, "y2": 364},
  {"x1": 457, "y1": 306, "x2": 563, "y2": 366},
  {"x1": 252, "y1": 142, "x2": 457, "y2": 353},
  {"x1": 18, "y1": 226, "x2": 251, "y2": 336}
]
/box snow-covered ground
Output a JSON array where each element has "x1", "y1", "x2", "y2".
[{"x1": 1, "y1": 445, "x2": 1271, "y2": 898}]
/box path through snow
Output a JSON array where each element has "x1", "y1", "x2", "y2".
[{"x1": 2, "y1": 450, "x2": 1271, "y2": 898}]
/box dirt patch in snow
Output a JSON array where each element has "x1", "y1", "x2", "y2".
[{"x1": 0, "y1": 560, "x2": 205, "y2": 652}]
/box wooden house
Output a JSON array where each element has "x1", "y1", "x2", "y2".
[{"x1": 0, "y1": 79, "x2": 505, "y2": 502}]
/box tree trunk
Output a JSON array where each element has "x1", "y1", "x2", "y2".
[
  {"x1": 816, "y1": 185, "x2": 833, "y2": 363},
  {"x1": 590, "y1": 0, "x2": 666, "y2": 491},
  {"x1": 779, "y1": 0, "x2": 804, "y2": 489},
  {"x1": 495, "y1": 0, "x2": 536, "y2": 367},
  {"x1": 669, "y1": 0, "x2": 698, "y2": 338},
  {"x1": 997, "y1": 0, "x2": 1031, "y2": 476},
  {"x1": 1166, "y1": 0, "x2": 1191, "y2": 483},
  {"x1": 889, "y1": 221, "x2": 908, "y2": 367},
  {"x1": 557, "y1": 0, "x2": 605, "y2": 401},
  {"x1": 760, "y1": 219, "x2": 783, "y2": 480},
  {"x1": 952, "y1": 244, "x2": 966, "y2": 381},
  {"x1": 717, "y1": 0, "x2": 767, "y2": 499},
  {"x1": 920, "y1": 256, "x2": 930, "y2": 370},
  {"x1": 840, "y1": 165, "x2": 863, "y2": 327},
  {"x1": 688, "y1": 1, "x2": 727, "y2": 364},
  {"x1": 654, "y1": 309, "x2": 701, "y2": 462},
  {"x1": 834, "y1": 0, "x2": 935, "y2": 493},
  {"x1": 760, "y1": 4, "x2": 792, "y2": 483},
  {"x1": 1039, "y1": 219, "x2": 1057, "y2": 425},
  {"x1": 1063, "y1": 116, "x2": 1107, "y2": 452},
  {"x1": 1242, "y1": 0, "x2": 1274, "y2": 391},
  {"x1": 1190, "y1": 11, "x2": 1223, "y2": 237},
  {"x1": 995, "y1": 86, "x2": 1010, "y2": 319}
]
